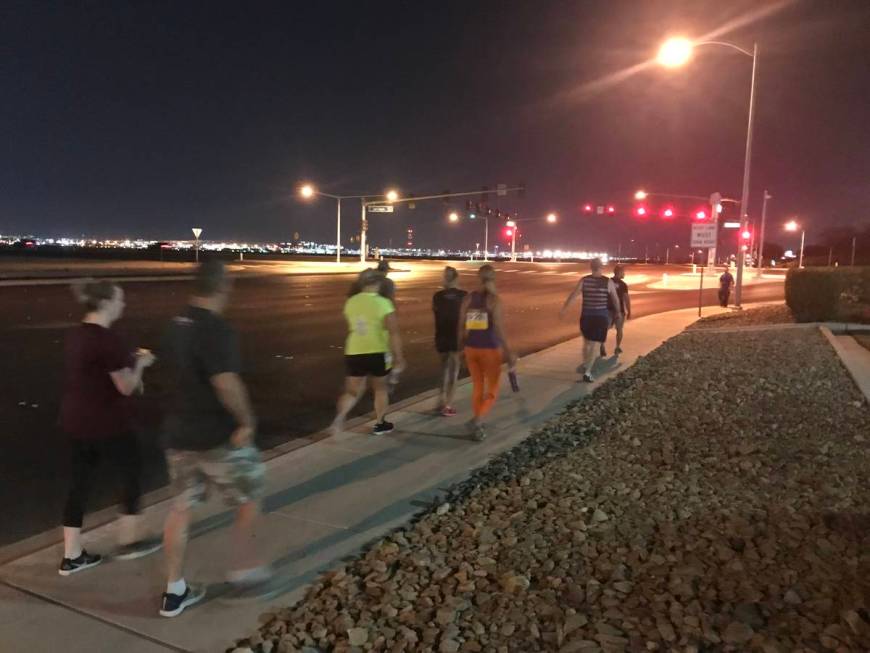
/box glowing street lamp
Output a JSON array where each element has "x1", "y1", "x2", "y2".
[
  {"x1": 299, "y1": 184, "x2": 315, "y2": 199},
  {"x1": 385, "y1": 189, "x2": 399, "y2": 203},
  {"x1": 785, "y1": 219, "x2": 805, "y2": 268},
  {"x1": 448, "y1": 211, "x2": 459, "y2": 223},
  {"x1": 657, "y1": 34, "x2": 759, "y2": 307},
  {"x1": 634, "y1": 190, "x2": 649, "y2": 201},
  {"x1": 546, "y1": 213, "x2": 558, "y2": 224},
  {"x1": 657, "y1": 37, "x2": 693, "y2": 68}
]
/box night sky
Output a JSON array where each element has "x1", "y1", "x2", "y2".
[{"x1": 3, "y1": 0, "x2": 869, "y2": 254}]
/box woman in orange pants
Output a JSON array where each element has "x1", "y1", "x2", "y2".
[{"x1": 458, "y1": 265, "x2": 517, "y2": 441}]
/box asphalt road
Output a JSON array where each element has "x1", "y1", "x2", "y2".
[{"x1": 0, "y1": 261, "x2": 784, "y2": 546}]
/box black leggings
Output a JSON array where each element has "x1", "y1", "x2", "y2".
[{"x1": 62, "y1": 435, "x2": 142, "y2": 528}]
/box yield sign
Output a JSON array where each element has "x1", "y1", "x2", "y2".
[{"x1": 192, "y1": 228, "x2": 203, "y2": 239}]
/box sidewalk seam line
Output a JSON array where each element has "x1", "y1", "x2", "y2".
[{"x1": 0, "y1": 579, "x2": 189, "y2": 652}]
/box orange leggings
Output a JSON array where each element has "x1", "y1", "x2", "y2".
[{"x1": 465, "y1": 347, "x2": 503, "y2": 418}]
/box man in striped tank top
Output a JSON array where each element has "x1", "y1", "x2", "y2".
[{"x1": 560, "y1": 258, "x2": 621, "y2": 383}]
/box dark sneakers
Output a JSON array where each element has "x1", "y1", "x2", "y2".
[
  {"x1": 582, "y1": 373, "x2": 594, "y2": 383},
  {"x1": 58, "y1": 550, "x2": 102, "y2": 576},
  {"x1": 372, "y1": 421, "x2": 394, "y2": 435},
  {"x1": 114, "y1": 537, "x2": 163, "y2": 561},
  {"x1": 159, "y1": 584, "x2": 206, "y2": 618}
]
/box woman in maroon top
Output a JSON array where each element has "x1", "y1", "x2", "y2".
[{"x1": 58, "y1": 280, "x2": 159, "y2": 576}]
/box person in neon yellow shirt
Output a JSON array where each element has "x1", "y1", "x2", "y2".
[{"x1": 332, "y1": 268, "x2": 405, "y2": 436}]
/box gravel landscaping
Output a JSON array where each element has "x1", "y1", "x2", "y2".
[
  {"x1": 688, "y1": 305, "x2": 795, "y2": 330},
  {"x1": 232, "y1": 328, "x2": 869, "y2": 653}
]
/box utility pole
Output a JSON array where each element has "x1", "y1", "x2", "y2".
[
  {"x1": 755, "y1": 190, "x2": 771, "y2": 277},
  {"x1": 851, "y1": 236, "x2": 857, "y2": 266}
]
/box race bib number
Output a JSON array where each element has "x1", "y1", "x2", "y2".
[{"x1": 466, "y1": 310, "x2": 489, "y2": 331}]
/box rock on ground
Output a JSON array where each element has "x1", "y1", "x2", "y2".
[{"x1": 231, "y1": 328, "x2": 869, "y2": 653}]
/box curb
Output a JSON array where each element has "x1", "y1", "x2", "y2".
[{"x1": 820, "y1": 326, "x2": 870, "y2": 403}]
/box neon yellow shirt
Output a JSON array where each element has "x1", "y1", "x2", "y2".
[{"x1": 344, "y1": 292, "x2": 395, "y2": 355}]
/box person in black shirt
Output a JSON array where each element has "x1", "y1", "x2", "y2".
[
  {"x1": 605, "y1": 264, "x2": 631, "y2": 356},
  {"x1": 432, "y1": 266, "x2": 467, "y2": 416},
  {"x1": 158, "y1": 260, "x2": 268, "y2": 617},
  {"x1": 719, "y1": 270, "x2": 735, "y2": 307}
]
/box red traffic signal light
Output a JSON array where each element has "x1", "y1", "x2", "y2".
[
  {"x1": 741, "y1": 229, "x2": 752, "y2": 240},
  {"x1": 583, "y1": 203, "x2": 593, "y2": 213},
  {"x1": 504, "y1": 228, "x2": 514, "y2": 238},
  {"x1": 662, "y1": 207, "x2": 674, "y2": 218},
  {"x1": 635, "y1": 205, "x2": 648, "y2": 217},
  {"x1": 694, "y1": 209, "x2": 708, "y2": 220},
  {"x1": 606, "y1": 205, "x2": 616, "y2": 214}
]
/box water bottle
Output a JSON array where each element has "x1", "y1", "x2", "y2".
[
  {"x1": 508, "y1": 370, "x2": 519, "y2": 393},
  {"x1": 388, "y1": 368, "x2": 400, "y2": 396}
]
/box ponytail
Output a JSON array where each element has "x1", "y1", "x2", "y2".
[{"x1": 71, "y1": 278, "x2": 117, "y2": 312}]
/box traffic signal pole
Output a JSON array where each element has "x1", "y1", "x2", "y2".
[{"x1": 755, "y1": 190, "x2": 771, "y2": 277}]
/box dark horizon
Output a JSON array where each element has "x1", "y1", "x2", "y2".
[{"x1": 3, "y1": 0, "x2": 869, "y2": 252}]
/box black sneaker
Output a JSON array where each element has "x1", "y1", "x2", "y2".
[
  {"x1": 114, "y1": 537, "x2": 162, "y2": 561},
  {"x1": 582, "y1": 373, "x2": 594, "y2": 383},
  {"x1": 600, "y1": 346, "x2": 607, "y2": 357},
  {"x1": 159, "y1": 584, "x2": 206, "y2": 618},
  {"x1": 58, "y1": 550, "x2": 102, "y2": 576},
  {"x1": 372, "y1": 421, "x2": 394, "y2": 435}
]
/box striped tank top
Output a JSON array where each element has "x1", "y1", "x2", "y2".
[{"x1": 580, "y1": 275, "x2": 610, "y2": 317}]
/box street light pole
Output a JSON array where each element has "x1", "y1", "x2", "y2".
[
  {"x1": 359, "y1": 200, "x2": 367, "y2": 264},
  {"x1": 755, "y1": 190, "x2": 771, "y2": 276},
  {"x1": 798, "y1": 229, "x2": 805, "y2": 268},
  {"x1": 734, "y1": 42, "x2": 759, "y2": 308},
  {"x1": 335, "y1": 198, "x2": 341, "y2": 263}
]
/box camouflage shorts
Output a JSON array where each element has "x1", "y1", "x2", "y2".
[{"x1": 166, "y1": 445, "x2": 266, "y2": 510}]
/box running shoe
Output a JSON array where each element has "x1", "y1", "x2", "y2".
[
  {"x1": 582, "y1": 373, "x2": 594, "y2": 383},
  {"x1": 159, "y1": 584, "x2": 206, "y2": 618},
  {"x1": 114, "y1": 537, "x2": 162, "y2": 561},
  {"x1": 58, "y1": 550, "x2": 102, "y2": 576},
  {"x1": 614, "y1": 347, "x2": 623, "y2": 355},
  {"x1": 441, "y1": 406, "x2": 457, "y2": 417},
  {"x1": 600, "y1": 346, "x2": 607, "y2": 357},
  {"x1": 372, "y1": 421, "x2": 394, "y2": 435},
  {"x1": 473, "y1": 424, "x2": 487, "y2": 442}
]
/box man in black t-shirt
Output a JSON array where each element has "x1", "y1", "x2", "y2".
[
  {"x1": 158, "y1": 260, "x2": 268, "y2": 618},
  {"x1": 432, "y1": 266, "x2": 467, "y2": 416},
  {"x1": 719, "y1": 270, "x2": 735, "y2": 307},
  {"x1": 605, "y1": 264, "x2": 631, "y2": 356}
]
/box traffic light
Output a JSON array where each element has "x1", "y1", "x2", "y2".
[
  {"x1": 694, "y1": 209, "x2": 708, "y2": 220},
  {"x1": 741, "y1": 229, "x2": 752, "y2": 240},
  {"x1": 583, "y1": 203, "x2": 593, "y2": 213},
  {"x1": 662, "y1": 207, "x2": 675, "y2": 218},
  {"x1": 635, "y1": 206, "x2": 648, "y2": 217},
  {"x1": 504, "y1": 227, "x2": 514, "y2": 238},
  {"x1": 606, "y1": 205, "x2": 616, "y2": 214}
]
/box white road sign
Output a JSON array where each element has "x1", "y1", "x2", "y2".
[
  {"x1": 690, "y1": 223, "x2": 717, "y2": 248},
  {"x1": 191, "y1": 227, "x2": 202, "y2": 239},
  {"x1": 367, "y1": 205, "x2": 394, "y2": 213}
]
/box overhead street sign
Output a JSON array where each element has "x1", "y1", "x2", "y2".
[
  {"x1": 497, "y1": 183, "x2": 507, "y2": 196},
  {"x1": 691, "y1": 223, "x2": 717, "y2": 248},
  {"x1": 367, "y1": 205, "x2": 394, "y2": 213}
]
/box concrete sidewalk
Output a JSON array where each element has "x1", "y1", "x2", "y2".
[{"x1": 0, "y1": 305, "x2": 732, "y2": 653}]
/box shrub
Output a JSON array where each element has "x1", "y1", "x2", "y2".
[{"x1": 785, "y1": 267, "x2": 870, "y2": 322}]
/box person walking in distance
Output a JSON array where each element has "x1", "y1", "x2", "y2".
[
  {"x1": 377, "y1": 259, "x2": 396, "y2": 303},
  {"x1": 718, "y1": 269, "x2": 735, "y2": 307},
  {"x1": 159, "y1": 260, "x2": 268, "y2": 617},
  {"x1": 58, "y1": 280, "x2": 160, "y2": 576},
  {"x1": 432, "y1": 266, "x2": 467, "y2": 416},
  {"x1": 458, "y1": 265, "x2": 517, "y2": 441},
  {"x1": 331, "y1": 268, "x2": 406, "y2": 436},
  {"x1": 606, "y1": 264, "x2": 631, "y2": 356},
  {"x1": 560, "y1": 258, "x2": 621, "y2": 383}
]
